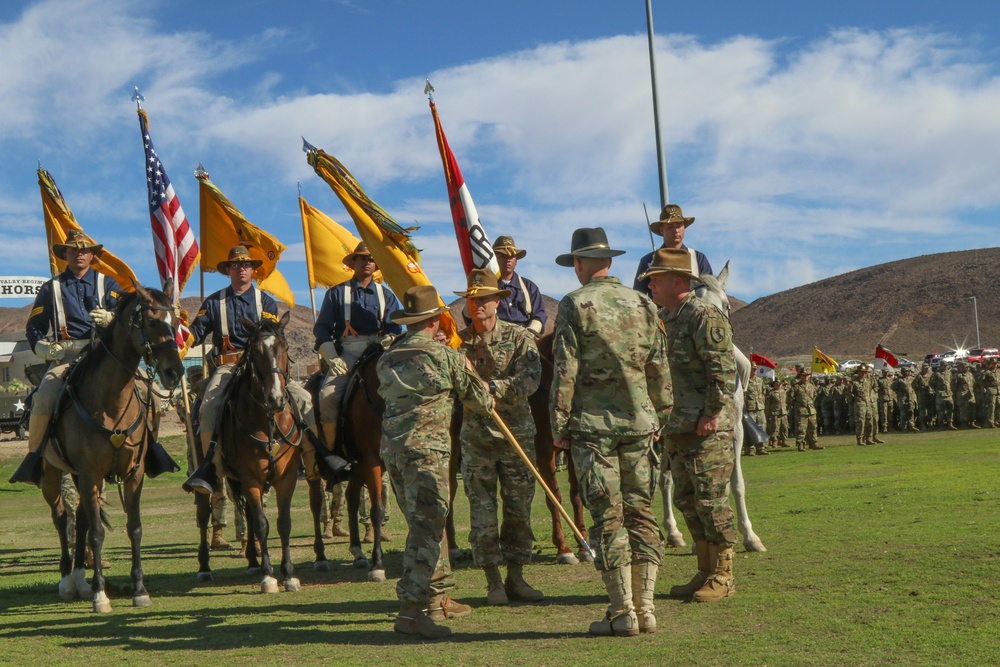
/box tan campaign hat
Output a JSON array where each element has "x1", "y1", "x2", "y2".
[
  {"x1": 390, "y1": 285, "x2": 450, "y2": 325},
  {"x1": 649, "y1": 203, "x2": 695, "y2": 234},
  {"x1": 453, "y1": 268, "x2": 512, "y2": 299}
]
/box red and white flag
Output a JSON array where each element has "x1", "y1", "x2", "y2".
[
  {"x1": 137, "y1": 108, "x2": 199, "y2": 346},
  {"x1": 750, "y1": 353, "x2": 777, "y2": 379},
  {"x1": 428, "y1": 94, "x2": 500, "y2": 277},
  {"x1": 875, "y1": 344, "x2": 899, "y2": 369}
]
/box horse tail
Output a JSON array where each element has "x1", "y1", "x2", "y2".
[
  {"x1": 228, "y1": 478, "x2": 246, "y2": 521},
  {"x1": 99, "y1": 505, "x2": 114, "y2": 530}
]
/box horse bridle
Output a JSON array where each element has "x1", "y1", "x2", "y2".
[{"x1": 241, "y1": 331, "x2": 290, "y2": 413}]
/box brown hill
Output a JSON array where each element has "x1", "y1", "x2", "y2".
[{"x1": 732, "y1": 247, "x2": 1000, "y2": 360}]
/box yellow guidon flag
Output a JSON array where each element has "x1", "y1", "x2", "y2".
[
  {"x1": 38, "y1": 168, "x2": 138, "y2": 290},
  {"x1": 305, "y1": 144, "x2": 462, "y2": 347},
  {"x1": 196, "y1": 167, "x2": 294, "y2": 307},
  {"x1": 299, "y1": 196, "x2": 382, "y2": 289},
  {"x1": 812, "y1": 347, "x2": 839, "y2": 374}
]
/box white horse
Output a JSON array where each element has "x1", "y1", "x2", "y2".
[{"x1": 659, "y1": 262, "x2": 767, "y2": 553}]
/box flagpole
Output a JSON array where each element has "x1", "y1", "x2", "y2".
[
  {"x1": 195, "y1": 163, "x2": 209, "y2": 377},
  {"x1": 645, "y1": 0, "x2": 670, "y2": 208},
  {"x1": 298, "y1": 183, "x2": 319, "y2": 324}
]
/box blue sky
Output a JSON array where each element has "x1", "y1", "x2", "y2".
[{"x1": 2, "y1": 0, "x2": 999, "y2": 309}]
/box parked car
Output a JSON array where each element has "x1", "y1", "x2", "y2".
[
  {"x1": 839, "y1": 360, "x2": 864, "y2": 370},
  {"x1": 929, "y1": 349, "x2": 969, "y2": 368},
  {"x1": 966, "y1": 348, "x2": 999, "y2": 364},
  {"x1": 895, "y1": 357, "x2": 917, "y2": 368}
]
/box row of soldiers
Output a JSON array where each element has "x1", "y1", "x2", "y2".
[{"x1": 744, "y1": 358, "x2": 1000, "y2": 453}]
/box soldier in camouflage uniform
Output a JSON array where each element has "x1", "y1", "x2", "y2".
[
  {"x1": 849, "y1": 364, "x2": 881, "y2": 445},
  {"x1": 377, "y1": 285, "x2": 495, "y2": 640},
  {"x1": 928, "y1": 363, "x2": 956, "y2": 430},
  {"x1": 643, "y1": 247, "x2": 737, "y2": 605},
  {"x1": 551, "y1": 228, "x2": 672, "y2": 636},
  {"x1": 765, "y1": 379, "x2": 789, "y2": 448},
  {"x1": 790, "y1": 365, "x2": 823, "y2": 451},
  {"x1": 819, "y1": 377, "x2": 837, "y2": 435},
  {"x1": 743, "y1": 364, "x2": 767, "y2": 456},
  {"x1": 877, "y1": 370, "x2": 896, "y2": 433},
  {"x1": 951, "y1": 361, "x2": 978, "y2": 429},
  {"x1": 912, "y1": 364, "x2": 935, "y2": 430},
  {"x1": 892, "y1": 367, "x2": 920, "y2": 432},
  {"x1": 455, "y1": 269, "x2": 543, "y2": 606},
  {"x1": 979, "y1": 357, "x2": 1000, "y2": 427}
]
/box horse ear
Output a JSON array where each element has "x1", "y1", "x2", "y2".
[
  {"x1": 240, "y1": 315, "x2": 257, "y2": 331},
  {"x1": 716, "y1": 261, "x2": 730, "y2": 290},
  {"x1": 133, "y1": 283, "x2": 151, "y2": 303},
  {"x1": 278, "y1": 310, "x2": 291, "y2": 330},
  {"x1": 162, "y1": 280, "x2": 174, "y2": 303}
]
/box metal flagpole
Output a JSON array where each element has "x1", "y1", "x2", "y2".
[
  {"x1": 645, "y1": 0, "x2": 670, "y2": 209},
  {"x1": 299, "y1": 182, "x2": 323, "y2": 369}
]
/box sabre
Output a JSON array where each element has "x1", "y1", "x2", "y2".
[{"x1": 490, "y1": 409, "x2": 596, "y2": 560}]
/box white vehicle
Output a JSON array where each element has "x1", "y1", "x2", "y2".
[{"x1": 839, "y1": 359, "x2": 865, "y2": 370}]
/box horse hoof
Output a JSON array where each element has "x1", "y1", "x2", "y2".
[
  {"x1": 577, "y1": 549, "x2": 594, "y2": 563},
  {"x1": 132, "y1": 595, "x2": 152, "y2": 607},
  {"x1": 555, "y1": 552, "x2": 579, "y2": 565},
  {"x1": 197, "y1": 571, "x2": 214, "y2": 582},
  {"x1": 92, "y1": 591, "x2": 112, "y2": 613},
  {"x1": 284, "y1": 578, "x2": 302, "y2": 592},
  {"x1": 352, "y1": 556, "x2": 370, "y2": 570},
  {"x1": 260, "y1": 576, "x2": 279, "y2": 594},
  {"x1": 743, "y1": 536, "x2": 768, "y2": 553},
  {"x1": 246, "y1": 567, "x2": 263, "y2": 576},
  {"x1": 368, "y1": 568, "x2": 386, "y2": 583},
  {"x1": 313, "y1": 560, "x2": 331, "y2": 573},
  {"x1": 58, "y1": 575, "x2": 78, "y2": 601},
  {"x1": 666, "y1": 533, "x2": 687, "y2": 548},
  {"x1": 72, "y1": 569, "x2": 93, "y2": 598}
]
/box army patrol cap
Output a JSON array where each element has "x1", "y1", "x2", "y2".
[
  {"x1": 454, "y1": 268, "x2": 512, "y2": 299},
  {"x1": 637, "y1": 247, "x2": 701, "y2": 282},
  {"x1": 390, "y1": 285, "x2": 450, "y2": 325},
  {"x1": 857, "y1": 363, "x2": 870, "y2": 372},
  {"x1": 217, "y1": 245, "x2": 263, "y2": 273},
  {"x1": 344, "y1": 241, "x2": 374, "y2": 265},
  {"x1": 649, "y1": 203, "x2": 695, "y2": 234},
  {"x1": 794, "y1": 364, "x2": 811, "y2": 376},
  {"x1": 53, "y1": 229, "x2": 103, "y2": 260},
  {"x1": 492, "y1": 235, "x2": 526, "y2": 260},
  {"x1": 555, "y1": 227, "x2": 626, "y2": 267}
]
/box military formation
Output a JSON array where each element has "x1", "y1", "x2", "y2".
[{"x1": 743, "y1": 358, "x2": 1000, "y2": 455}]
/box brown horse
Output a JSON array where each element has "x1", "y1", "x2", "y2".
[
  {"x1": 35, "y1": 285, "x2": 183, "y2": 612},
  {"x1": 194, "y1": 311, "x2": 308, "y2": 593}
]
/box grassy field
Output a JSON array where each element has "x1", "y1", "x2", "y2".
[{"x1": 1, "y1": 429, "x2": 998, "y2": 666}]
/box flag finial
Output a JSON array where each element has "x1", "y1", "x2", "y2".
[
  {"x1": 424, "y1": 79, "x2": 435, "y2": 100},
  {"x1": 302, "y1": 137, "x2": 317, "y2": 154},
  {"x1": 131, "y1": 85, "x2": 145, "y2": 110},
  {"x1": 194, "y1": 163, "x2": 208, "y2": 179}
]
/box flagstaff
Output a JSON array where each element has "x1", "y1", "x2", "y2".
[{"x1": 645, "y1": 0, "x2": 670, "y2": 209}]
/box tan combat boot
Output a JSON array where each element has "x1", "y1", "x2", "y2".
[
  {"x1": 856, "y1": 436, "x2": 865, "y2": 446},
  {"x1": 330, "y1": 521, "x2": 349, "y2": 538},
  {"x1": 484, "y1": 564, "x2": 508, "y2": 605},
  {"x1": 322, "y1": 522, "x2": 334, "y2": 539},
  {"x1": 872, "y1": 434, "x2": 885, "y2": 444},
  {"x1": 692, "y1": 544, "x2": 736, "y2": 603},
  {"x1": 505, "y1": 562, "x2": 544, "y2": 602},
  {"x1": 809, "y1": 442, "x2": 825, "y2": 450},
  {"x1": 631, "y1": 561, "x2": 658, "y2": 633},
  {"x1": 362, "y1": 524, "x2": 375, "y2": 544},
  {"x1": 797, "y1": 442, "x2": 806, "y2": 452},
  {"x1": 427, "y1": 593, "x2": 473, "y2": 621},
  {"x1": 210, "y1": 526, "x2": 231, "y2": 550},
  {"x1": 394, "y1": 600, "x2": 451, "y2": 639},
  {"x1": 669, "y1": 540, "x2": 710, "y2": 597},
  {"x1": 589, "y1": 566, "x2": 639, "y2": 637}
]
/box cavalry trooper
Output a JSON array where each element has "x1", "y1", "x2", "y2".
[
  {"x1": 980, "y1": 357, "x2": 1000, "y2": 427},
  {"x1": 377, "y1": 285, "x2": 495, "y2": 640},
  {"x1": 643, "y1": 247, "x2": 738, "y2": 605},
  {"x1": 849, "y1": 363, "x2": 882, "y2": 445},
  {"x1": 491, "y1": 235, "x2": 547, "y2": 335},
  {"x1": 633, "y1": 204, "x2": 713, "y2": 298},
  {"x1": 455, "y1": 269, "x2": 543, "y2": 607},
  {"x1": 912, "y1": 363, "x2": 934, "y2": 430},
  {"x1": 790, "y1": 365, "x2": 824, "y2": 452},
  {"x1": 12, "y1": 230, "x2": 122, "y2": 486},
  {"x1": 183, "y1": 245, "x2": 347, "y2": 495},
  {"x1": 928, "y1": 362, "x2": 956, "y2": 430},
  {"x1": 551, "y1": 228, "x2": 671, "y2": 636},
  {"x1": 877, "y1": 369, "x2": 896, "y2": 433},
  {"x1": 314, "y1": 242, "x2": 402, "y2": 448}
]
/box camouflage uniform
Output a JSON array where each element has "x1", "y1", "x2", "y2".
[
  {"x1": 980, "y1": 362, "x2": 1000, "y2": 427},
  {"x1": 892, "y1": 372, "x2": 918, "y2": 431},
  {"x1": 848, "y1": 372, "x2": 878, "y2": 442},
  {"x1": 765, "y1": 384, "x2": 789, "y2": 447},
  {"x1": 459, "y1": 319, "x2": 542, "y2": 567},
  {"x1": 951, "y1": 365, "x2": 977, "y2": 428},
  {"x1": 377, "y1": 330, "x2": 494, "y2": 606},
  {"x1": 928, "y1": 366, "x2": 955, "y2": 429},
  {"x1": 790, "y1": 377, "x2": 820, "y2": 450},
  {"x1": 819, "y1": 380, "x2": 837, "y2": 435},
  {"x1": 550, "y1": 276, "x2": 671, "y2": 571},
  {"x1": 877, "y1": 374, "x2": 896, "y2": 432},
  {"x1": 744, "y1": 374, "x2": 766, "y2": 448},
  {"x1": 912, "y1": 367, "x2": 935, "y2": 429},
  {"x1": 660, "y1": 291, "x2": 737, "y2": 547}
]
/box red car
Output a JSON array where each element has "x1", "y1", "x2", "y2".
[{"x1": 966, "y1": 348, "x2": 999, "y2": 364}]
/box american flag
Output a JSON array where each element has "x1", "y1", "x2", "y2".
[{"x1": 138, "y1": 109, "x2": 199, "y2": 346}]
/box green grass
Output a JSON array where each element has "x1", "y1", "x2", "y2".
[{"x1": 1, "y1": 430, "x2": 998, "y2": 666}]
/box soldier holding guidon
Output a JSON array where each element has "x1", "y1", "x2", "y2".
[{"x1": 551, "y1": 228, "x2": 672, "y2": 636}]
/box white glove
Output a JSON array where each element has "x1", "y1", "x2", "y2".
[
  {"x1": 318, "y1": 341, "x2": 339, "y2": 366},
  {"x1": 329, "y1": 356, "x2": 349, "y2": 376},
  {"x1": 380, "y1": 334, "x2": 397, "y2": 349},
  {"x1": 35, "y1": 340, "x2": 64, "y2": 361},
  {"x1": 527, "y1": 320, "x2": 543, "y2": 336},
  {"x1": 89, "y1": 308, "x2": 114, "y2": 328}
]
